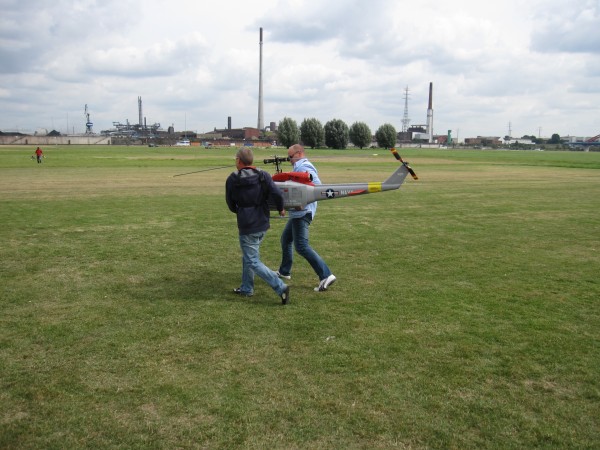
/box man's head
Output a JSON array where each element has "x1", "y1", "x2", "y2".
[
  {"x1": 236, "y1": 147, "x2": 254, "y2": 168},
  {"x1": 287, "y1": 144, "x2": 305, "y2": 163}
]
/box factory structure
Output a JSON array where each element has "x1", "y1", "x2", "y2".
[
  {"x1": 398, "y1": 82, "x2": 441, "y2": 145},
  {"x1": 101, "y1": 97, "x2": 162, "y2": 137}
]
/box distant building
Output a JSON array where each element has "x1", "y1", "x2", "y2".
[
  {"x1": 465, "y1": 136, "x2": 502, "y2": 146},
  {"x1": 211, "y1": 127, "x2": 260, "y2": 140},
  {"x1": 504, "y1": 137, "x2": 534, "y2": 145}
]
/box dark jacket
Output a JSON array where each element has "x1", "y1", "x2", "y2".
[{"x1": 226, "y1": 167, "x2": 284, "y2": 235}]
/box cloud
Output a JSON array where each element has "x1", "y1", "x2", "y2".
[
  {"x1": 0, "y1": 0, "x2": 142, "y2": 74},
  {"x1": 532, "y1": 0, "x2": 600, "y2": 54},
  {"x1": 261, "y1": 0, "x2": 395, "y2": 48},
  {"x1": 80, "y1": 35, "x2": 210, "y2": 78}
]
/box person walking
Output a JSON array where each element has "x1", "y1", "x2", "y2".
[
  {"x1": 226, "y1": 147, "x2": 291, "y2": 304},
  {"x1": 34, "y1": 147, "x2": 44, "y2": 163},
  {"x1": 276, "y1": 144, "x2": 336, "y2": 292}
]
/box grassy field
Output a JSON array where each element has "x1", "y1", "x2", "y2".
[{"x1": 1, "y1": 145, "x2": 599, "y2": 449}]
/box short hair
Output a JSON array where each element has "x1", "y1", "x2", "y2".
[
  {"x1": 289, "y1": 144, "x2": 304, "y2": 154},
  {"x1": 236, "y1": 147, "x2": 254, "y2": 165}
]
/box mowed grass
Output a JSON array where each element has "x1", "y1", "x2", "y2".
[{"x1": 1, "y1": 145, "x2": 599, "y2": 449}]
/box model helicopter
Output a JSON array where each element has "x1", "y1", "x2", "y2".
[
  {"x1": 265, "y1": 148, "x2": 417, "y2": 211},
  {"x1": 174, "y1": 148, "x2": 417, "y2": 210}
]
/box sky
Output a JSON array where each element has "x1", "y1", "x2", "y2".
[{"x1": 1, "y1": 0, "x2": 599, "y2": 140}]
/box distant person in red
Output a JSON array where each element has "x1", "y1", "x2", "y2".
[{"x1": 34, "y1": 147, "x2": 44, "y2": 163}]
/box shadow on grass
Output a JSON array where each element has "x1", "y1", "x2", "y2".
[{"x1": 116, "y1": 266, "x2": 287, "y2": 308}]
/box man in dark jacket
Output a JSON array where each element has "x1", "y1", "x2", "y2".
[{"x1": 226, "y1": 147, "x2": 290, "y2": 304}]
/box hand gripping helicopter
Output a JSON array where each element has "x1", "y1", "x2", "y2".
[{"x1": 263, "y1": 148, "x2": 418, "y2": 211}]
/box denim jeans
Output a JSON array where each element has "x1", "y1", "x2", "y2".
[
  {"x1": 279, "y1": 214, "x2": 331, "y2": 281},
  {"x1": 239, "y1": 232, "x2": 287, "y2": 296}
]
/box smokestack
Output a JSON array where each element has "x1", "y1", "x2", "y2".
[
  {"x1": 228, "y1": 116, "x2": 232, "y2": 130},
  {"x1": 428, "y1": 82, "x2": 432, "y2": 110},
  {"x1": 138, "y1": 96, "x2": 143, "y2": 128},
  {"x1": 257, "y1": 28, "x2": 264, "y2": 131},
  {"x1": 427, "y1": 82, "x2": 433, "y2": 143}
]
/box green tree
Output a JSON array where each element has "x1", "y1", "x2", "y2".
[
  {"x1": 277, "y1": 117, "x2": 299, "y2": 149},
  {"x1": 324, "y1": 118, "x2": 349, "y2": 149},
  {"x1": 375, "y1": 123, "x2": 397, "y2": 148},
  {"x1": 349, "y1": 122, "x2": 372, "y2": 149},
  {"x1": 300, "y1": 118, "x2": 325, "y2": 149},
  {"x1": 549, "y1": 133, "x2": 561, "y2": 144}
]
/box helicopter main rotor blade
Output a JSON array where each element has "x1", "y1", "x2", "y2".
[{"x1": 173, "y1": 165, "x2": 233, "y2": 177}]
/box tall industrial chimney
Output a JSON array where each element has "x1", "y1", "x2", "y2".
[
  {"x1": 427, "y1": 82, "x2": 433, "y2": 143},
  {"x1": 138, "y1": 96, "x2": 143, "y2": 128},
  {"x1": 257, "y1": 28, "x2": 264, "y2": 131}
]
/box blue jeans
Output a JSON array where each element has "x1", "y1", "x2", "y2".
[
  {"x1": 239, "y1": 232, "x2": 287, "y2": 296},
  {"x1": 279, "y1": 214, "x2": 331, "y2": 281}
]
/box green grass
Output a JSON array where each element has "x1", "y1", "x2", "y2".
[{"x1": 1, "y1": 145, "x2": 599, "y2": 449}]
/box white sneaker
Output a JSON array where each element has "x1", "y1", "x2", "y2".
[
  {"x1": 314, "y1": 274, "x2": 336, "y2": 292},
  {"x1": 275, "y1": 270, "x2": 291, "y2": 280}
]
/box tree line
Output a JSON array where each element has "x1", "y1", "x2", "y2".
[
  {"x1": 276, "y1": 117, "x2": 397, "y2": 149},
  {"x1": 516, "y1": 134, "x2": 562, "y2": 145}
]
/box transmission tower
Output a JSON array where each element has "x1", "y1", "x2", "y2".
[{"x1": 401, "y1": 86, "x2": 410, "y2": 133}]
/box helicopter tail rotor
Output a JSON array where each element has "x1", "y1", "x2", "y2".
[{"x1": 389, "y1": 148, "x2": 418, "y2": 180}]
